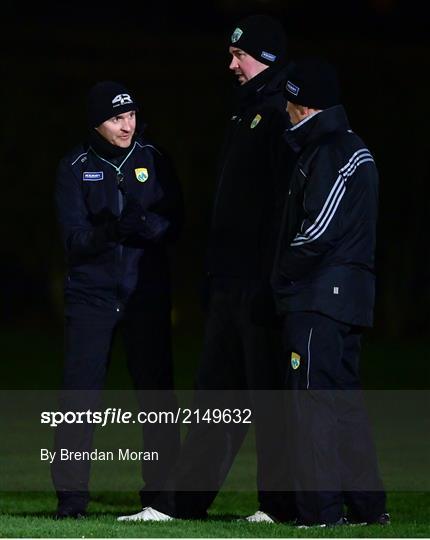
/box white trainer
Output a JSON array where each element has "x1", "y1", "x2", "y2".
[
  {"x1": 245, "y1": 510, "x2": 275, "y2": 523},
  {"x1": 117, "y1": 506, "x2": 174, "y2": 522}
]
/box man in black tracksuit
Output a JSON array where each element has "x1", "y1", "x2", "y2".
[
  {"x1": 52, "y1": 81, "x2": 183, "y2": 518},
  {"x1": 271, "y1": 59, "x2": 388, "y2": 526},
  {"x1": 118, "y1": 15, "x2": 296, "y2": 523}
]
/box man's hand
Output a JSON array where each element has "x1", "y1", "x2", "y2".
[
  {"x1": 105, "y1": 196, "x2": 170, "y2": 243},
  {"x1": 117, "y1": 196, "x2": 147, "y2": 238}
]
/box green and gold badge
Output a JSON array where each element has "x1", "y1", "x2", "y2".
[
  {"x1": 135, "y1": 168, "x2": 149, "y2": 183},
  {"x1": 291, "y1": 352, "x2": 301, "y2": 370},
  {"x1": 250, "y1": 114, "x2": 262, "y2": 129}
]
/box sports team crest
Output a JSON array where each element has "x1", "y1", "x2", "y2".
[
  {"x1": 231, "y1": 27, "x2": 243, "y2": 43},
  {"x1": 250, "y1": 114, "x2": 262, "y2": 129},
  {"x1": 291, "y1": 352, "x2": 301, "y2": 370},
  {"x1": 135, "y1": 168, "x2": 149, "y2": 183}
]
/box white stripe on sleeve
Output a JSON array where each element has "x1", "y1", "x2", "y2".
[{"x1": 290, "y1": 149, "x2": 374, "y2": 247}]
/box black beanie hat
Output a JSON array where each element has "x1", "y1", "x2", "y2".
[
  {"x1": 87, "y1": 80, "x2": 138, "y2": 128},
  {"x1": 285, "y1": 58, "x2": 341, "y2": 109},
  {"x1": 229, "y1": 14, "x2": 287, "y2": 66}
]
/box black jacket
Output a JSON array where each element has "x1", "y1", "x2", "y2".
[
  {"x1": 55, "y1": 135, "x2": 183, "y2": 312},
  {"x1": 206, "y1": 66, "x2": 294, "y2": 281},
  {"x1": 271, "y1": 105, "x2": 378, "y2": 327}
]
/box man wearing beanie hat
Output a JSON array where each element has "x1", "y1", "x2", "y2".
[
  {"x1": 228, "y1": 14, "x2": 287, "y2": 81},
  {"x1": 52, "y1": 80, "x2": 183, "y2": 518},
  {"x1": 271, "y1": 58, "x2": 389, "y2": 526},
  {"x1": 118, "y1": 15, "x2": 296, "y2": 524}
]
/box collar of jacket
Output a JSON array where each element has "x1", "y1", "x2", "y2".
[
  {"x1": 234, "y1": 62, "x2": 290, "y2": 111},
  {"x1": 87, "y1": 129, "x2": 136, "y2": 162},
  {"x1": 87, "y1": 121, "x2": 148, "y2": 161},
  {"x1": 283, "y1": 104, "x2": 350, "y2": 153}
]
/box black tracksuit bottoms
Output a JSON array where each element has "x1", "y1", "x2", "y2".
[
  {"x1": 153, "y1": 280, "x2": 296, "y2": 521},
  {"x1": 51, "y1": 302, "x2": 180, "y2": 511},
  {"x1": 282, "y1": 310, "x2": 386, "y2": 525}
]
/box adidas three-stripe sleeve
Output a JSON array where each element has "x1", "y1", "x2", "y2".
[{"x1": 279, "y1": 144, "x2": 375, "y2": 282}]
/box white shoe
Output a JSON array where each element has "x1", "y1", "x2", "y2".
[
  {"x1": 245, "y1": 510, "x2": 275, "y2": 523},
  {"x1": 117, "y1": 506, "x2": 174, "y2": 522}
]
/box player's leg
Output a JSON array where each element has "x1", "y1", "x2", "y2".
[
  {"x1": 52, "y1": 305, "x2": 117, "y2": 516},
  {"x1": 337, "y1": 329, "x2": 387, "y2": 523},
  {"x1": 240, "y1": 284, "x2": 296, "y2": 522},
  {"x1": 151, "y1": 283, "x2": 249, "y2": 519},
  {"x1": 122, "y1": 301, "x2": 180, "y2": 508},
  {"x1": 282, "y1": 311, "x2": 347, "y2": 526}
]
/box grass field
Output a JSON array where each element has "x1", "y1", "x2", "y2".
[
  {"x1": 1, "y1": 327, "x2": 429, "y2": 537},
  {"x1": 1, "y1": 491, "x2": 430, "y2": 538}
]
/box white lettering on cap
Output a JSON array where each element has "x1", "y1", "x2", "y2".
[
  {"x1": 286, "y1": 81, "x2": 300, "y2": 96},
  {"x1": 112, "y1": 93, "x2": 133, "y2": 107},
  {"x1": 261, "y1": 51, "x2": 277, "y2": 62}
]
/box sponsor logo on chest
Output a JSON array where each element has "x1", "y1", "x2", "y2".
[{"x1": 83, "y1": 171, "x2": 104, "y2": 181}]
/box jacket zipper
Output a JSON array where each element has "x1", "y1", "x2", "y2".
[
  {"x1": 89, "y1": 145, "x2": 136, "y2": 313},
  {"x1": 116, "y1": 174, "x2": 124, "y2": 312}
]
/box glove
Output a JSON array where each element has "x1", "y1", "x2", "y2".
[
  {"x1": 105, "y1": 196, "x2": 171, "y2": 243},
  {"x1": 105, "y1": 196, "x2": 147, "y2": 241}
]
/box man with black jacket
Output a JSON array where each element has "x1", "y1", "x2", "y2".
[
  {"x1": 53, "y1": 81, "x2": 183, "y2": 518},
  {"x1": 118, "y1": 15, "x2": 295, "y2": 523},
  {"x1": 271, "y1": 59, "x2": 389, "y2": 526}
]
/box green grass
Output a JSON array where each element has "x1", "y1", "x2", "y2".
[
  {"x1": 1, "y1": 328, "x2": 429, "y2": 537},
  {"x1": 1, "y1": 491, "x2": 429, "y2": 538}
]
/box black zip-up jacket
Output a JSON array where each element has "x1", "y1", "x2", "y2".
[
  {"x1": 55, "y1": 135, "x2": 183, "y2": 312},
  {"x1": 207, "y1": 66, "x2": 294, "y2": 281},
  {"x1": 271, "y1": 105, "x2": 378, "y2": 327}
]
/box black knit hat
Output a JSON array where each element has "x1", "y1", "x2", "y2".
[
  {"x1": 87, "y1": 80, "x2": 138, "y2": 128},
  {"x1": 229, "y1": 14, "x2": 287, "y2": 66},
  {"x1": 285, "y1": 58, "x2": 341, "y2": 109}
]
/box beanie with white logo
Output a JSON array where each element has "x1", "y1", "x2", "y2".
[
  {"x1": 87, "y1": 80, "x2": 138, "y2": 128},
  {"x1": 229, "y1": 14, "x2": 287, "y2": 66},
  {"x1": 285, "y1": 58, "x2": 341, "y2": 110}
]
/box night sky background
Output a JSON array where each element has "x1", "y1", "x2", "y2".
[{"x1": 1, "y1": 0, "x2": 429, "y2": 389}]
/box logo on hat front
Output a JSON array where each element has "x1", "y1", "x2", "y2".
[
  {"x1": 112, "y1": 93, "x2": 133, "y2": 107},
  {"x1": 135, "y1": 168, "x2": 149, "y2": 183},
  {"x1": 286, "y1": 81, "x2": 300, "y2": 96},
  {"x1": 231, "y1": 27, "x2": 243, "y2": 43}
]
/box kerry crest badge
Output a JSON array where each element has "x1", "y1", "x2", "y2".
[
  {"x1": 291, "y1": 352, "x2": 301, "y2": 370},
  {"x1": 250, "y1": 114, "x2": 262, "y2": 129},
  {"x1": 135, "y1": 168, "x2": 149, "y2": 183},
  {"x1": 231, "y1": 27, "x2": 243, "y2": 43}
]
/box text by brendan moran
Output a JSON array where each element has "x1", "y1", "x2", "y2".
[{"x1": 40, "y1": 448, "x2": 159, "y2": 463}]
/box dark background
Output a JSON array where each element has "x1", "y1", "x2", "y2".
[{"x1": 1, "y1": 0, "x2": 429, "y2": 389}]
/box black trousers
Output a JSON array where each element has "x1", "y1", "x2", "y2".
[
  {"x1": 51, "y1": 302, "x2": 180, "y2": 511},
  {"x1": 153, "y1": 280, "x2": 295, "y2": 520},
  {"x1": 282, "y1": 311, "x2": 386, "y2": 525}
]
